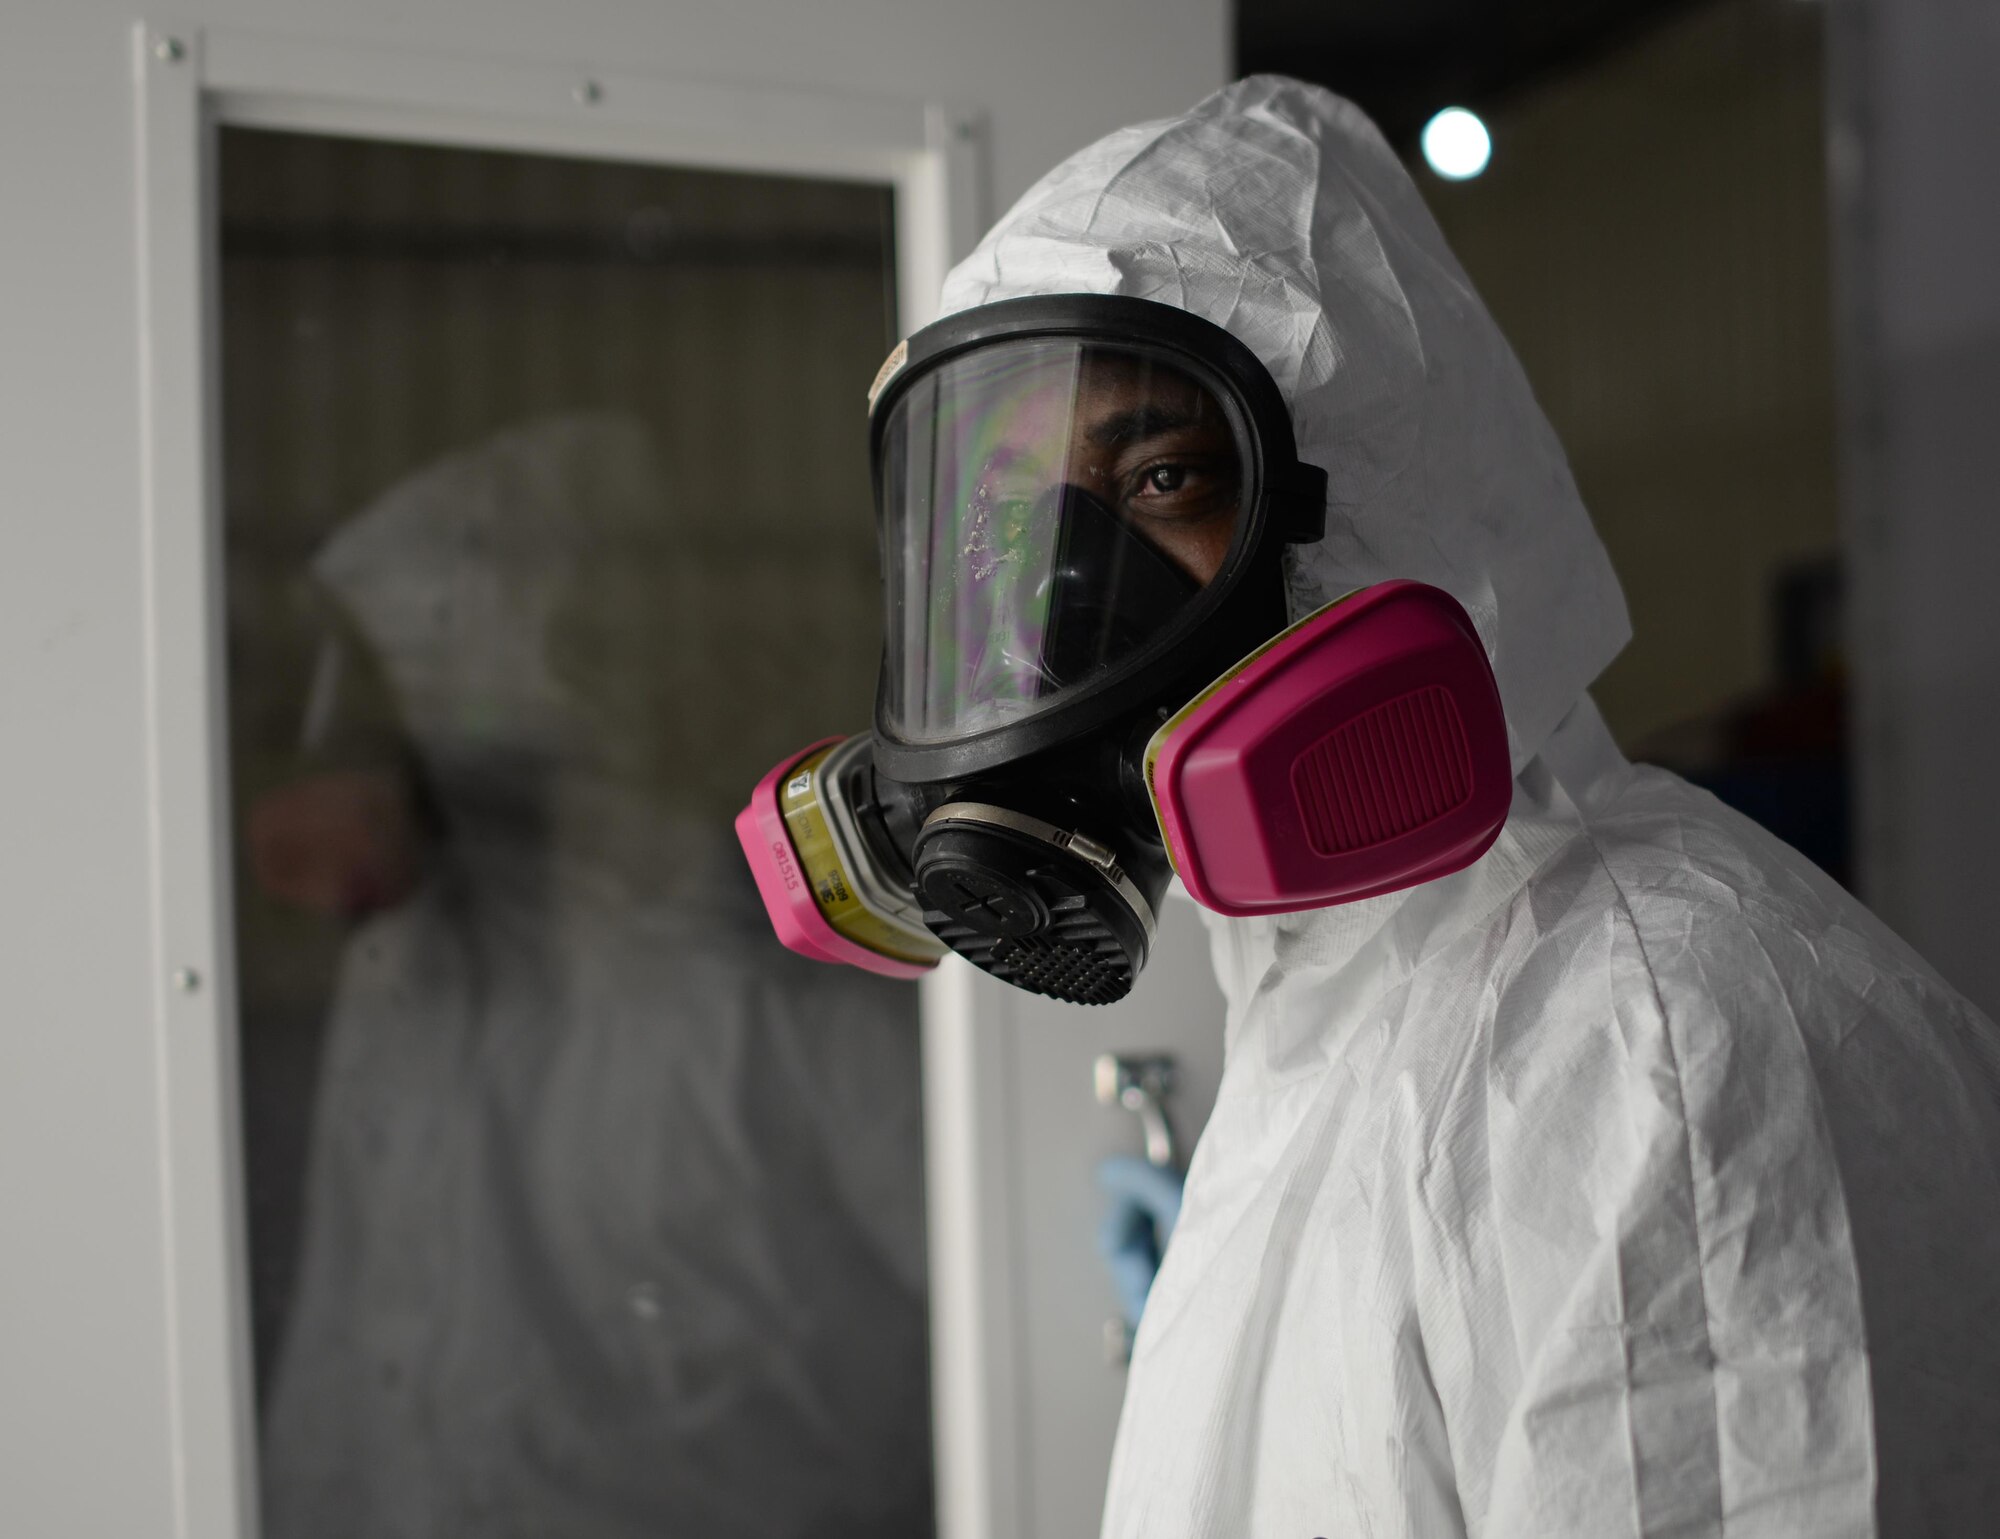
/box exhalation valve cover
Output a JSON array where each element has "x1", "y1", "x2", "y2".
[{"x1": 912, "y1": 804, "x2": 1156, "y2": 1006}]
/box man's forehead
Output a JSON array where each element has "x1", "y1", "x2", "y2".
[
  {"x1": 1076, "y1": 350, "x2": 1208, "y2": 396},
  {"x1": 956, "y1": 348, "x2": 1225, "y2": 461}
]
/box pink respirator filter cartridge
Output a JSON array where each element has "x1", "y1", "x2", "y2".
[
  {"x1": 1147, "y1": 580, "x2": 1513, "y2": 917},
  {"x1": 735, "y1": 738, "x2": 936, "y2": 980}
]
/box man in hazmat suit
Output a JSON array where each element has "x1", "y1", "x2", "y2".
[
  {"x1": 742, "y1": 76, "x2": 2000, "y2": 1536},
  {"x1": 1057, "y1": 78, "x2": 2000, "y2": 1539}
]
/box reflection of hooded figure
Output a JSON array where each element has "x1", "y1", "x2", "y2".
[
  {"x1": 260, "y1": 416, "x2": 932, "y2": 1539},
  {"x1": 944, "y1": 80, "x2": 2000, "y2": 1537}
]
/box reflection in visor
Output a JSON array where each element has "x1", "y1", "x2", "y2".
[
  {"x1": 879, "y1": 340, "x2": 1244, "y2": 745},
  {"x1": 945, "y1": 348, "x2": 1074, "y2": 723}
]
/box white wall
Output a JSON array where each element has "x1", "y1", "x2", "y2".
[
  {"x1": 1827, "y1": 0, "x2": 2000, "y2": 1017},
  {"x1": 0, "y1": 2, "x2": 1225, "y2": 1529}
]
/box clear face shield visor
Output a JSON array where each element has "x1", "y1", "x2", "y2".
[{"x1": 873, "y1": 339, "x2": 1252, "y2": 746}]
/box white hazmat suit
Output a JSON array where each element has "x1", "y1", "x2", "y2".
[{"x1": 941, "y1": 77, "x2": 2000, "y2": 1537}]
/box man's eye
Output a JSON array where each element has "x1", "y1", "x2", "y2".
[
  {"x1": 1116, "y1": 454, "x2": 1237, "y2": 523},
  {"x1": 1133, "y1": 463, "x2": 1205, "y2": 499}
]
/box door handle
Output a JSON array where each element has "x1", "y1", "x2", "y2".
[
  {"x1": 1094, "y1": 1052, "x2": 1178, "y2": 1170},
  {"x1": 1095, "y1": 1053, "x2": 1180, "y2": 1366}
]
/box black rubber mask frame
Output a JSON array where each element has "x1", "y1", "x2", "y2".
[{"x1": 868, "y1": 293, "x2": 1327, "y2": 787}]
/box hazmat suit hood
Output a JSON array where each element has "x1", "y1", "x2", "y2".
[{"x1": 940, "y1": 74, "x2": 1631, "y2": 778}]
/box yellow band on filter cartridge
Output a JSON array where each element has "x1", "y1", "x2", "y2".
[{"x1": 778, "y1": 746, "x2": 946, "y2": 968}]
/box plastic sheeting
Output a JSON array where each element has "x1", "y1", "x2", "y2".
[{"x1": 945, "y1": 76, "x2": 2000, "y2": 1537}]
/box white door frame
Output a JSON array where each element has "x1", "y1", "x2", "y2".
[{"x1": 131, "y1": 22, "x2": 983, "y2": 1536}]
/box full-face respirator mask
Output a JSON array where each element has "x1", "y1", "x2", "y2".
[{"x1": 737, "y1": 296, "x2": 1512, "y2": 1005}]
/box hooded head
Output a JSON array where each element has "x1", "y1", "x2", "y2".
[{"x1": 939, "y1": 76, "x2": 1629, "y2": 773}]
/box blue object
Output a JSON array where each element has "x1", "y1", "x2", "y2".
[{"x1": 1096, "y1": 1155, "x2": 1185, "y2": 1330}]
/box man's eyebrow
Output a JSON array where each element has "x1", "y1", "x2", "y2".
[{"x1": 1085, "y1": 405, "x2": 1204, "y2": 448}]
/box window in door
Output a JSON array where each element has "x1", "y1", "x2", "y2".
[{"x1": 218, "y1": 124, "x2": 931, "y2": 1538}]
